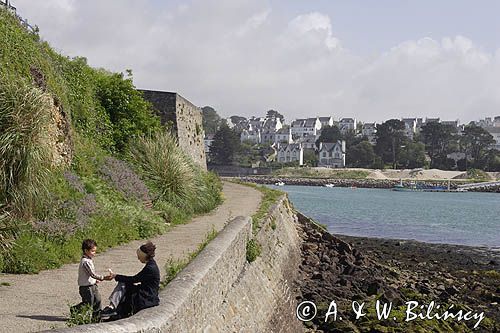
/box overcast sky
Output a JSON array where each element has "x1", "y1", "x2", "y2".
[{"x1": 13, "y1": 0, "x2": 500, "y2": 123}]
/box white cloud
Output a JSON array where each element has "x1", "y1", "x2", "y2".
[{"x1": 11, "y1": 0, "x2": 500, "y2": 123}]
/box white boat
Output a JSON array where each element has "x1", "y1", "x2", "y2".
[
  {"x1": 275, "y1": 181, "x2": 285, "y2": 186},
  {"x1": 324, "y1": 184, "x2": 335, "y2": 188}
]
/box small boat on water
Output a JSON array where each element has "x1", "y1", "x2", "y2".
[
  {"x1": 325, "y1": 184, "x2": 335, "y2": 188},
  {"x1": 275, "y1": 181, "x2": 285, "y2": 186}
]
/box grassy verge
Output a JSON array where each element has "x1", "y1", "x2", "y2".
[
  {"x1": 160, "y1": 227, "x2": 218, "y2": 288},
  {"x1": 273, "y1": 167, "x2": 370, "y2": 179}
]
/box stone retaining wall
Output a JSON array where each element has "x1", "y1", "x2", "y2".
[{"x1": 50, "y1": 197, "x2": 303, "y2": 332}]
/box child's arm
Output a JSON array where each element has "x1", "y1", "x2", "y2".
[{"x1": 82, "y1": 260, "x2": 104, "y2": 281}]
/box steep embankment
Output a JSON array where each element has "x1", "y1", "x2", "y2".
[{"x1": 0, "y1": 7, "x2": 221, "y2": 277}]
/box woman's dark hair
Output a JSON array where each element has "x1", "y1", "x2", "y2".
[
  {"x1": 140, "y1": 241, "x2": 156, "y2": 260},
  {"x1": 82, "y1": 239, "x2": 97, "y2": 253}
]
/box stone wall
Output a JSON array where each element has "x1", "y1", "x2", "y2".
[
  {"x1": 140, "y1": 90, "x2": 207, "y2": 170},
  {"x1": 51, "y1": 197, "x2": 304, "y2": 333}
]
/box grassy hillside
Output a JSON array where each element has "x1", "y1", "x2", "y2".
[{"x1": 0, "y1": 8, "x2": 222, "y2": 273}]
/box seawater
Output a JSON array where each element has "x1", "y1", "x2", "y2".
[{"x1": 272, "y1": 185, "x2": 500, "y2": 248}]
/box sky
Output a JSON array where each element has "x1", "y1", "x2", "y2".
[{"x1": 13, "y1": 0, "x2": 500, "y2": 123}]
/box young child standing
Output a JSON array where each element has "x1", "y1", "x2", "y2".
[{"x1": 76, "y1": 239, "x2": 109, "y2": 315}]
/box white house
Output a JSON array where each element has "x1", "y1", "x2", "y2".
[
  {"x1": 401, "y1": 118, "x2": 418, "y2": 139},
  {"x1": 441, "y1": 120, "x2": 460, "y2": 129},
  {"x1": 318, "y1": 116, "x2": 334, "y2": 128},
  {"x1": 485, "y1": 127, "x2": 500, "y2": 150},
  {"x1": 240, "y1": 128, "x2": 261, "y2": 144},
  {"x1": 362, "y1": 123, "x2": 377, "y2": 145},
  {"x1": 274, "y1": 127, "x2": 293, "y2": 144},
  {"x1": 291, "y1": 118, "x2": 322, "y2": 138},
  {"x1": 262, "y1": 116, "x2": 283, "y2": 132},
  {"x1": 318, "y1": 141, "x2": 346, "y2": 168},
  {"x1": 204, "y1": 134, "x2": 214, "y2": 154},
  {"x1": 297, "y1": 134, "x2": 318, "y2": 150},
  {"x1": 277, "y1": 143, "x2": 304, "y2": 165},
  {"x1": 261, "y1": 129, "x2": 276, "y2": 144},
  {"x1": 339, "y1": 118, "x2": 356, "y2": 135}
]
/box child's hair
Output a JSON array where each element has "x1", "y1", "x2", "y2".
[
  {"x1": 139, "y1": 241, "x2": 156, "y2": 260},
  {"x1": 82, "y1": 239, "x2": 97, "y2": 253}
]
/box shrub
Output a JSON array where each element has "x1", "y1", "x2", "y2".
[
  {"x1": 99, "y1": 156, "x2": 150, "y2": 203},
  {"x1": 246, "y1": 239, "x2": 261, "y2": 263},
  {"x1": 0, "y1": 76, "x2": 51, "y2": 217},
  {"x1": 95, "y1": 72, "x2": 161, "y2": 151}
]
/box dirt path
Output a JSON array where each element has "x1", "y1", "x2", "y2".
[{"x1": 0, "y1": 182, "x2": 261, "y2": 333}]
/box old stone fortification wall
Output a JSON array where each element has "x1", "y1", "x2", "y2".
[
  {"x1": 140, "y1": 90, "x2": 207, "y2": 170},
  {"x1": 51, "y1": 196, "x2": 304, "y2": 333}
]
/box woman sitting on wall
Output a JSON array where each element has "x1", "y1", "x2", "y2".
[{"x1": 102, "y1": 241, "x2": 160, "y2": 319}]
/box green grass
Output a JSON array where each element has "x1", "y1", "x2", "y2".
[
  {"x1": 161, "y1": 227, "x2": 218, "y2": 288},
  {"x1": 67, "y1": 303, "x2": 99, "y2": 327},
  {"x1": 239, "y1": 183, "x2": 283, "y2": 233},
  {"x1": 466, "y1": 168, "x2": 491, "y2": 182},
  {"x1": 273, "y1": 167, "x2": 370, "y2": 179}
]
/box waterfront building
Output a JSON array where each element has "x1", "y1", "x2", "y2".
[
  {"x1": 277, "y1": 143, "x2": 304, "y2": 165},
  {"x1": 318, "y1": 141, "x2": 346, "y2": 168}
]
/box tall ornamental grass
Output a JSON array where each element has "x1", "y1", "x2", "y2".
[
  {"x1": 0, "y1": 76, "x2": 51, "y2": 217},
  {"x1": 128, "y1": 131, "x2": 222, "y2": 217}
]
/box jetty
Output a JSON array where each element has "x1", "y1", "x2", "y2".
[{"x1": 457, "y1": 180, "x2": 500, "y2": 191}]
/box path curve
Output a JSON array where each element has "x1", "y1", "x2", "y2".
[{"x1": 0, "y1": 182, "x2": 261, "y2": 333}]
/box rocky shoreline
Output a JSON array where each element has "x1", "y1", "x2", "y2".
[
  {"x1": 296, "y1": 212, "x2": 500, "y2": 332},
  {"x1": 233, "y1": 176, "x2": 500, "y2": 192}
]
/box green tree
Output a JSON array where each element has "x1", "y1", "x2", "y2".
[
  {"x1": 398, "y1": 142, "x2": 426, "y2": 169},
  {"x1": 266, "y1": 109, "x2": 284, "y2": 122},
  {"x1": 202, "y1": 106, "x2": 222, "y2": 135},
  {"x1": 316, "y1": 125, "x2": 342, "y2": 148},
  {"x1": 347, "y1": 141, "x2": 376, "y2": 167},
  {"x1": 420, "y1": 122, "x2": 457, "y2": 168},
  {"x1": 95, "y1": 72, "x2": 161, "y2": 151},
  {"x1": 460, "y1": 124, "x2": 495, "y2": 169},
  {"x1": 375, "y1": 119, "x2": 408, "y2": 169},
  {"x1": 209, "y1": 124, "x2": 241, "y2": 165}
]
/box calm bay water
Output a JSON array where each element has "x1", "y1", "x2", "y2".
[{"x1": 272, "y1": 185, "x2": 500, "y2": 248}]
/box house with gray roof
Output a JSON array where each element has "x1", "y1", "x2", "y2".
[
  {"x1": 318, "y1": 141, "x2": 346, "y2": 168},
  {"x1": 277, "y1": 143, "x2": 304, "y2": 165},
  {"x1": 291, "y1": 117, "x2": 322, "y2": 138}
]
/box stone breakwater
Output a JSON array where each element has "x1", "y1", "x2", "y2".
[
  {"x1": 296, "y1": 212, "x2": 500, "y2": 332},
  {"x1": 235, "y1": 176, "x2": 463, "y2": 189}
]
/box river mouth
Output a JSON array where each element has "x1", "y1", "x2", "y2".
[{"x1": 271, "y1": 185, "x2": 500, "y2": 248}]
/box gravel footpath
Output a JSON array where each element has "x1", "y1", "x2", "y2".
[{"x1": 0, "y1": 182, "x2": 261, "y2": 333}]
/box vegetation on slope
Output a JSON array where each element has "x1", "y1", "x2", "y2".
[{"x1": 0, "y1": 8, "x2": 221, "y2": 273}]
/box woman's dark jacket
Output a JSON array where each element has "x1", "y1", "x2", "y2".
[{"x1": 115, "y1": 259, "x2": 160, "y2": 311}]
